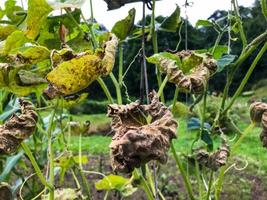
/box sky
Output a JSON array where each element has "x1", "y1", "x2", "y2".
[
  {"x1": 1, "y1": 0, "x2": 255, "y2": 30},
  {"x1": 82, "y1": 0, "x2": 255, "y2": 29}
]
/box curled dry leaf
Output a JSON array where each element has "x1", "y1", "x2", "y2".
[
  {"x1": 108, "y1": 91, "x2": 178, "y2": 173},
  {"x1": 157, "y1": 50, "x2": 217, "y2": 94},
  {"x1": 45, "y1": 34, "x2": 118, "y2": 98},
  {"x1": 250, "y1": 102, "x2": 267, "y2": 148},
  {"x1": 0, "y1": 99, "x2": 38, "y2": 154},
  {"x1": 196, "y1": 140, "x2": 230, "y2": 171}
]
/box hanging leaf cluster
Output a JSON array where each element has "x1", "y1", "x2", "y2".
[
  {"x1": 108, "y1": 91, "x2": 177, "y2": 173},
  {"x1": 147, "y1": 50, "x2": 218, "y2": 94}
]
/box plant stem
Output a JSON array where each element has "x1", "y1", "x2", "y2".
[
  {"x1": 76, "y1": 166, "x2": 92, "y2": 200},
  {"x1": 118, "y1": 43, "x2": 123, "y2": 86},
  {"x1": 222, "y1": 42, "x2": 267, "y2": 115},
  {"x1": 157, "y1": 76, "x2": 168, "y2": 98},
  {"x1": 64, "y1": 8, "x2": 84, "y2": 33},
  {"x1": 214, "y1": 123, "x2": 255, "y2": 199},
  {"x1": 96, "y1": 77, "x2": 113, "y2": 103},
  {"x1": 212, "y1": 31, "x2": 267, "y2": 129},
  {"x1": 172, "y1": 87, "x2": 179, "y2": 112},
  {"x1": 170, "y1": 142, "x2": 195, "y2": 200},
  {"x1": 261, "y1": 0, "x2": 267, "y2": 20},
  {"x1": 140, "y1": 174, "x2": 154, "y2": 200},
  {"x1": 232, "y1": 0, "x2": 247, "y2": 50},
  {"x1": 21, "y1": 142, "x2": 53, "y2": 190},
  {"x1": 195, "y1": 160, "x2": 203, "y2": 199},
  {"x1": 151, "y1": 0, "x2": 164, "y2": 102},
  {"x1": 110, "y1": 73, "x2": 122, "y2": 104},
  {"x1": 211, "y1": 32, "x2": 223, "y2": 55},
  {"x1": 47, "y1": 100, "x2": 58, "y2": 200},
  {"x1": 206, "y1": 171, "x2": 213, "y2": 200}
]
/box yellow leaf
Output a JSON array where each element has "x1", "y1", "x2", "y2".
[
  {"x1": 46, "y1": 54, "x2": 102, "y2": 96},
  {"x1": 26, "y1": 0, "x2": 53, "y2": 39}
]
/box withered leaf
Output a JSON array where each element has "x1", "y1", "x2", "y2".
[
  {"x1": 108, "y1": 91, "x2": 178, "y2": 173},
  {"x1": 196, "y1": 139, "x2": 230, "y2": 171},
  {"x1": 250, "y1": 102, "x2": 267, "y2": 148},
  {"x1": 148, "y1": 50, "x2": 217, "y2": 94},
  {"x1": 0, "y1": 99, "x2": 38, "y2": 154}
]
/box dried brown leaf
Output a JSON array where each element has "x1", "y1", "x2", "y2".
[
  {"x1": 107, "y1": 91, "x2": 178, "y2": 173},
  {"x1": 0, "y1": 99, "x2": 38, "y2": 154}
]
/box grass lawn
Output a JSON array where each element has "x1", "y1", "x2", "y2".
[{"x1": 61, "y1": 114, "x2": 267, "y2": 171}]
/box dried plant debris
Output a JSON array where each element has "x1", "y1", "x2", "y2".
[
  {"x1": 195, "y1": 140, "x2": 230, "y2": 171},
  {"x1": 42, "y1": 188, "x2": 82, "y2": 200},
  {"x1": 0, "y1": 99, "x2": 38, "y2": 154},
  {"x1": 250, "y1": 102, "x2": 267, "y2": 148},
  {"x1": 108, "y1": 91, "x2": 178, "y2": 173},
  {"x1": 45, "y1": 34, "x2": 118, "y2": 98},
  {"x1": 0, "y1": 182, "x2": 12, "y2": 200},
  {"x1": 152, "y1": 50, "x2": 217, "y2": 94}
]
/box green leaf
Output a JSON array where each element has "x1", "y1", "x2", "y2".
[
  {"x1": 217, "y1": 54, "x2": 236, "y2": 72},
  {"x1": 18, "y1": 70, "x2": 47, "y2": 85},
  {"x1": 211, "y1": 45, "x2": 228, "y2": 60},
  {"x1": 170, "y1": 102, "x2": 189, "y2": 118},
  {"x1": 147, "y1": 52, "x2": 181, "y2": 67},
  {"x1": 0, "y1": 64, "x2": 47, "y2": 96},
  {"x1": 5, "y1": 0, "x2": 24, "y2": 24},
  {"x1": 182, "y1": 53, "x2": 203, "y2": 73},
  {"x1": 26, "y1": 0, "x2": 53, "y2": 40},
  {"x1": 195, "y1": 19, "x2": 213, "y2": 28},
  {"x1": 95, "y1": 174, "x2": 129, "y2": 191},
  {"x1": 0, "y1": 25, "x2": 18, "y2": 41},
  {"x1": 47, "y1": 0, "x2": 86, "y2": 9},
  {"x1": 0, "y1": 151, "x2": 24, "y2": 182},
  {"x1": 0, "y1": 7, "x2": 5, "y2": 19},
  {"x1": 111, "y1": 8, "x2": 136, "y2": 41},
  {"x1": 201, "y1": 129, "x2": 213, "y2": 151},
  {"x1": 196, "y1": 45, "x2": 228, "y2": 60},
  {"x1": 9, "y1": 45, "x2": 51, "y2": 64},
  {"x1": 1, "y1": 30, "x2": 30, "y2": 55},
  {"x1": 159, "y1": 5, "x2": 181, "y2": 32}
]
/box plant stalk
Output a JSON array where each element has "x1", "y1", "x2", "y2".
[
  {"x1": 170, "y1": 142, "x2": 195, "y2": 200},
  {"x1": 222, "y1": 42, "x2": 267, "y2": 115},
  {"x1": 110, "y1": 73, "x2": 122, "y2": 104},
  {"x1": 21, "y1": 142, "x2": 53, "y2": 190},
  {"x1": 47, "y1": 99, "x2": 58, "y2": 200},
  {"x1": 151, "y1": 0, "x2": 164, "y2": 102},
  {"x1": 96, "y1": 77, "x2": 114, "y2": 103},
  {"x1": 214, "y1": 123, "x2": 255, "y2": 199}
]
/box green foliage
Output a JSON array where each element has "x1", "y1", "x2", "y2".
[
  {"x1": 111, "y1": 8, "x2": 136, "y2": 41},
  {"x1": 195, "y1": 19, "x2": 213, "y2": 27},
  {"x1": 159, "y1": 5, "x2": 181, "y2": 32},
  {"x1": 0, "y1": 25, "x2": 18, "y2": 41},
  {"x1": 0, "y1": 151, "x2": 24, "y2": 182},
  {"x1": 1, "y1": 30, "x2": 29, "y2": 55},
  {"x1": 4, "y1": 0, "x2": 24, "y2": 24},
  {"x1": 95, "y1": 174, "x2": 137, "y2": 197},
  {"x1": 217, "y1": 54, "x2": 236, "y2": 72}
]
